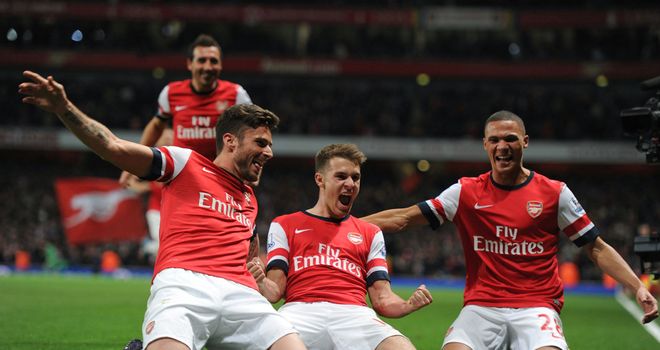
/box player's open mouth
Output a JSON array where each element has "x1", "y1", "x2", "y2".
[
  {"x1": 495, "y1": 155, "x2": 513, "y2": 162},
  {"x1": 338, "y1": 195, "x2": 351, "y2": 206},
  {"x1": 252, "y1": 159, "x2": 264, "y2": 171}
]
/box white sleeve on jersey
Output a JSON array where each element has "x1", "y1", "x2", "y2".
[
  {"x1": 157, "y1": 85, "x2": 171, "y2": 117},
  {"x1": 366, "y1": 231, "x2": 388, "y2": 277},
  {"x1": 236, "y1": 85, "x2": 252, "y2": 105},
  {"x1": 266, "y1": 221, "x2": 290, "y2": 267},
  {"x1": 433, "y1": 181, "x2": 461, "y2": 222},
  {"x1": 557, "y1": 183, "x2": 594, "y2": 241},
  {"x1": 157, "y1": 146, "x2": 192, "y2": 182}
]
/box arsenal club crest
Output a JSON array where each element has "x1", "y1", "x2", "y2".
[
  {"x1": 527, "y1": 201, "x2": 543, "y2": 218},
  {"x1": 216, "y1": 100, "x2": 228, "y2": 112},
  {"x1": 347, "y1": 232, "x2": 363, "y2": 244}
]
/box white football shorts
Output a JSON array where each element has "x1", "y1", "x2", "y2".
[
  {"x1": 442, "y1": 305, "x2": 569, "y2": 350},
  {"x1": 278, "y1": 301, "x2": 405, "y2": 350},
  {"x1": 142, "y1": 268, "x2": 297, "y2": 350}
]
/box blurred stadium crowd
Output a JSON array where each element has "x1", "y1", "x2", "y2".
[
  {"x1": 2, "y1": 0, "x2": 660, "y2": 282},
  {"x1": 4, "y1": 75, "x2": 644, "y2": 140}
]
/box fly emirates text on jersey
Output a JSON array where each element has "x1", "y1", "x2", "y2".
[
  {"x1": 177, "y1": 116, "x2": 215, "y2": 140},
  {"x1": 473, "y1": 225, "x2": 545, "y2": 255},
  {"x1": 198, "y1": 192, "x2": 252, "y2": 228},
  {"x1": 293, "y1": 243, "x2": 363, "y2": 278}
]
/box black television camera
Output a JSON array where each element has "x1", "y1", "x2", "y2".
[
  {"x1": 634, "y1": 234, "x2": 660, "y2": 276},
  {"x1": 620, "y1": 76, "x2": 660, "y2": 164}
]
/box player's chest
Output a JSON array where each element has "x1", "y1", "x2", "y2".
[
  {"x1": 169, "y1": 171, "x2": 256, "y2": 221},
  {"x1": 465, "y1": 191, "x2": 557, "y2": 240},
  {"x1": 290, "y1": 227, "x2": 369, "y2": 260},
  {"x1": 169, "y1": 93, "x2": 235, "y2": 119}
]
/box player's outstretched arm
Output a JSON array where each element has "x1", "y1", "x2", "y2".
[
  {"x1": 19, "y1": 71, "x2": 153, "y2": 178},
  {"x1": 247, "y1": 258, "x2": 286, "y2": 303},
  {"x1": 119, "y1": 117, "x2": 168, "y2": 186},
  {"x1": 362, "y1": 205, "x2": 428, "y2": 233},
  {"x1": 368, "y1": 281, "x2": 432, "y2": 318},
  {"x1": 585, "y1": 237, "x2": 659, "y2": 324}
]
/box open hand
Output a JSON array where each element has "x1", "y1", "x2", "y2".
[{"x1": 18, "y1": 71, "x2": 70, "y2": 115}]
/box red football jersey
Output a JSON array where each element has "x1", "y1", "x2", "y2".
[
  {"x1": 419, "y1": 171, "x2": 598, "y2": 312},
  {"x1": 157, "y1": 79, "x2": 251, "y2": 160},
  {"x1": 147, "y1": 146, "x2": 258, "y2": 290},
  {"x1": 266, "y1": 211, "x2": 390, "y2": 306},
  {"x1": 147, "y1": 181, "x2": 163, "y2": 211}
]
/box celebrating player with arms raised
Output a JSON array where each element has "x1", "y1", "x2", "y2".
[
  {"x1": 19, "y1": 71, "x2": 306, "y2": 350},
  {"x1": 363, "y1": 111, "x2": 658, "y2": 350},
  {"x1": 249, "y1": 144, "x2": 432, "y2": 350}
]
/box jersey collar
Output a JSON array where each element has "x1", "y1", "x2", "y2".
[
  {"x1": 302, "y1": 210, "x2": 350, "y2": 223},
  {"x1": 490, "y1": 171, "x2": 535, "y2": 191},
  {"x1": 189, "y1": 80, "x2": 218, "y2": 95}
]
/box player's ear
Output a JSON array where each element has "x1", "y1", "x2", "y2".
[
  {"x1": 186, "y1": 58, "x2": 193, "y2": 72},
  {"x1": 314, "y1": 172, "x2": 324, "y2": 188},
  {"x1": 523, "y1": 134, "x2": 529, "y2": 148},
  {"x1": 223, "y1": 133, "x2": 237, "y2": 152}
]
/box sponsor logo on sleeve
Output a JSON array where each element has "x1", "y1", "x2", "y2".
[
  {"x1": 569, "y1": 197, "x2": 585, "y2": 215},
  {"x1": 378, "y1": 245, "x2": 387, "y2": 258}
]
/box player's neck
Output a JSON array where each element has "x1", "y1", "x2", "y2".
[
  {"x1": 308, "y1": 201, "x2": 345, "y2": 220},
  {"x1": 191, "y1": 80, "x2": 217, "y2": 94},
  {"x1": 492, "y1": 167, "x2": 530, "y2": 187},
  {"x1": 307, "y1": 203, "x2": 329, "y2": 218},
  {"x1": 213, "y1": 156, "x2": 242, "y2": 181}
]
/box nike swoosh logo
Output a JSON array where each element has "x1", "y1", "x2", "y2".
[
  {"x1": 294, "y1": 228, "x2": 312, "y2": 234},
  {"x1": 474, "y1": 203, "x2": 494, "y2": 210},
  {"x1": 202, "y1": 167, "x2": 218, "y2": 175},
  {"x1": 174, "y1": 105, "x2": 188, "y2": 112}
]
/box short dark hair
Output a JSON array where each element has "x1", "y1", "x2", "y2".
[
  {"x1": 187, "y1": 34, "x2": 221, "y2": 59},
  {"x1": 315, "y1": 144, "x2": 367, "y2": 173},
  {"x1": 215, "y1": 104, "x2": 280, "y2": 153},
  {"x1": 485, "y1": 110, "x2": 526, "y2": 135}
]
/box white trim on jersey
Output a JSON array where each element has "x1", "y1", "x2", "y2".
[
  {"x1": 236, "y1": 85, "x2": 252, "y2": 105},
  {"x1": 557, "y1": 184, "x2": 587, "y2": 232},
  {"x1": 436, "y1": 181, "x2": 461, "y2": 222},
  {"x1": 160, "y1": 146, "x2": 192, "y2": 182},
  {"x1": 157, "y1": 85, "x2": 171, "y2": 116},
  {"x1": 270, "y1": 255, "x2": 288, "y2": 265},
  {"x1": 158, "y1": 148, "x2": 167, "y2": 180},
  {"x1": 266, "y1": 222, "x2": 290, "y2": 265},
  {"x1": 367, "y1": 266, "x2": 388, "y2": 277},
  {"x1": 367, "y1": 232, "x2": 387, "y2": 262},
  {"x1": 366, "y1": 232, "x2": 389, "y2": 279},
  {"x1": 568, "y1": 223, "x2": 595, "y2": 242},
  {"x1": 424, "y1": 199, "x2": 444, "y2": 224}
]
